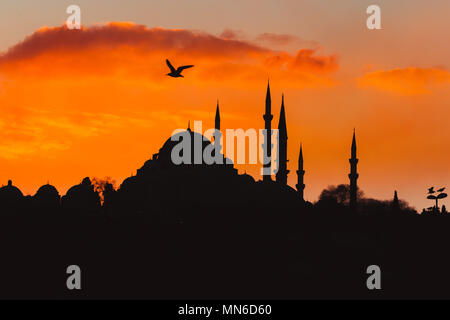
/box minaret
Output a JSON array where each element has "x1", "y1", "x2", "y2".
[
  {"x1": 215, "y1": 100, "x2": 220, "y2": 131},
  {"x1": 276, "y1": 94, "x2": 289, "y2": 185},
  {"x1": 393, "y1": 190, "x2": 400, "y2": 211},
  {"x1": 296, "y1": 144, "x2": 305, "y2": 201},
  {"x1": 213, "y1": 100, "x2": 222, "y2": 155},
  {"x1": 349, "y1": 129, "x2": 359, "y2": 210},
  {"x1": 263, "y1": 80, "x2": 273, "y2": 182}
]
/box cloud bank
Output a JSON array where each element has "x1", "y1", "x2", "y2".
[
  {"x1": 0, "y1": 22, "x2": 338, "y2": 85},
  {"x1": 358, "y1": 67, "x2": 450, "y2": 95}
]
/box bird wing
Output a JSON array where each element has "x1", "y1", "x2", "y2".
[
  {"x1": 438, "y1": 187, "x2": 446, "y2": 192},
  {"x1": 177, "y1": 65, "x2": 194, "y2": 72},
  {"x1": 166, "y1": 59, "x2": 176, "y2": 73}
]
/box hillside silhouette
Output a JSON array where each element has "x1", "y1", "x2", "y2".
[{"x1": 0, "y1": 84, "x2": 448, "y2": 299}]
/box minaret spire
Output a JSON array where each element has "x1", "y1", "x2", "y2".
[
  {"x1": 262, "y1": 80, "x2": 273, "y2": 182},
  {"x1": 351, "y1": 128, "x2": 356, "y2": 158},
  {"x1": 349, "y1": 129, "x2": 359, "y2": 211},
  {"x1": 296, "y1": 143, "x2": 305, "y2": 202},
  {"x1": 299, "y1": 143, "x2": 303, "y2": 162},
  {"x1": 278, "y1": 94, "x2": 287, "y2": 136},
  {"x1": 276, "y1": 93, "x2": 289, "y2": 185},
  {"x1": 215, "y1": 100, "x2": 220, "y2": 131},
  {"x1": 213, "y1": 100, "x2": 223, "y2": 162},
  {"x1": 265, "y1": 79, "x2": 271, "y2": 114}
]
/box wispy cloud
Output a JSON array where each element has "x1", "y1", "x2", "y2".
[
  {"x1": 0, "y1": 108, "x2": 154, "y2": 159},
  {"x1": 358, "y1": 67, "x2": 450, "y2": 95}
]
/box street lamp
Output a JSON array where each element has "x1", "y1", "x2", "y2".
[{"x1": 427, "y1": 187, "x2": 447, "y2": 212}]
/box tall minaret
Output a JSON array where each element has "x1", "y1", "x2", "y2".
[
  {"x1": 276, "y1": 94, "x2": 289, "y2": 185},
  {"x1": 263, "y1": 80, "x2": 273, "y2": 182},
  {"x1": 214, "y1": 100, "x2": 222, "y2": 158},
  {"x1": 296, "y1": 144, "x2": 305, "y2": 201},
  {"x1": 349, "y1": 129, "x2": 359, "y2": 210}
]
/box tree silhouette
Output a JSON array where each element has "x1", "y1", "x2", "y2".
[
  {"x1": 92, "y1": 177, "x2": 116, "y2": 203},
  {"x1": 319, "y1": 184, "x2": 364, "y2": 206}
]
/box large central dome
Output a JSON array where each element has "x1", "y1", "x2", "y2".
[
  {"x1": 158, "y1": 129, "x2": 218, "y2": 166},
  {"x1": 135, "y1": 128, "x2": 236, "y2": 178}
]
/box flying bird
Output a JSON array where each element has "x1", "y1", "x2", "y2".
[
  {"x1": 428, "y1": 187, "x2": 435, "y2": 194},
  {"x1": 166, "y1": 59, "x2": 194, "y2": 78},
  {"x1": 437, "y1": 187, "x2": 446, "y2": 193}
]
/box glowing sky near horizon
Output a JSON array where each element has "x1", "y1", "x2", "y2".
[{"x1": 0, "y1": 0, "x2": 449, "y2": 210}]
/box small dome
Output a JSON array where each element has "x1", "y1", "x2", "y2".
[
  {"x1": 0, "y1": 180, "x2": 24, "y2": 203},
  {"x1": 62, "y1": 177, "x2": 100, "y2": 212},
  {"x1": 34, "y1": 184, "x2": 60, "y2": 209},
  {"x1": 36, "y1": 184, "x2": 59, "y2": 197},
  {"x1": 66, "y1": 177, "x2": 93, "y2": 196}
]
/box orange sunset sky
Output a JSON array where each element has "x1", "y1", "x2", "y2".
[{"x1": 0, "y1": 0, "x2": 449, "y2": 210}]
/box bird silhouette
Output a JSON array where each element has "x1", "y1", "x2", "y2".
[
  {"x1": 437, "y1": 187, "x2": 446, "y2": 193},
  {"x1": 428, "y1": 187, "x2": 435, "y2": 194},
  {"x1": 166, "y1": 59, "x2": 194, "y2": 78}
]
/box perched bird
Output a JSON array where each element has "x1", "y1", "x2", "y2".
[
  {"x1": 166, "y1": 59, "x2": 194, "y2": 78},
  {"x1": 437, "y1": 187, "x2": 446, "y2": 193},
  {"x1": 428, "y1": 187, "x2": 435, "y2": 194}
]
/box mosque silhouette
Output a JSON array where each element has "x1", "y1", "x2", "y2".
[
  {"x1": 0, "y1": 83, "x2": 449, "y2": 299},
  {"x1": 0, "y1": 82, "x2": 360, "y2": 214}
]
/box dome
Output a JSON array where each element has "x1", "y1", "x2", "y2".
[
  {"x1": 158, "y1": 129, "x2": 213, "y2": 166},
  {"x1": 65, "y1": 177, "x2": 93, "y2": 196},
  {"x1": 136, "y1": 128, "x2": 237, "y2": 179},
  {"x1": 0, "y1": 180, "x2": 24, "y2": 202},
  {"x1": 35, "y1": 184, "x2": 60, "y2": 198},
  {"x1": 156, "y1": 129, "x2": 235, "y2": 167},
  {"x1": 62, "y1": 177, "x2": 101, "y2": 212},
  {"x1": 34, "y1": 184, "x2": 60, "y2": 210}
]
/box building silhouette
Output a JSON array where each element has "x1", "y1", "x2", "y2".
[
  {"x1": 0, "y1": 83, "x2": 426, "y2": 217},
  {"x1": 349, "y1": 129, "x2": 359, "y2": 210}
]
